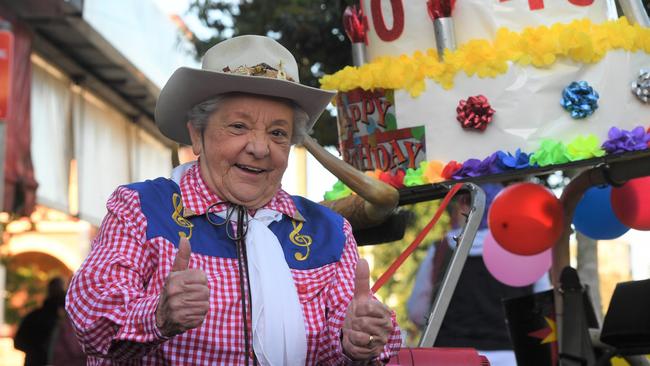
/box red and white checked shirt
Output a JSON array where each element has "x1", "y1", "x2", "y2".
[{"x1": 66, "y1": 163, "x2": 401, "y2": 365}]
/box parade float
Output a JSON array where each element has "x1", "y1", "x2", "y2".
[{"x1": 304, "y1": 1, "x2": 650, "y2": 365}]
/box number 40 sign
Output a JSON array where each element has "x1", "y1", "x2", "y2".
[{"x1": 367, "y1": 0, "x2": 596, "y2": 42}]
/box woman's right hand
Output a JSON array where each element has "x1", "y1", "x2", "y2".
[{"x1": 155, "y1": 237, "x2": 210, "y2": 337}]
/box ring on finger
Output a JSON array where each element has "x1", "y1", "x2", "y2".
[{"x1": 366, "y1": 335, "x2": 374, "y2": 347}]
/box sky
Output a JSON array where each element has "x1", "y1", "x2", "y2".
[{"x1": 154, "y1": 0, "x2": 227, "y2": 40}]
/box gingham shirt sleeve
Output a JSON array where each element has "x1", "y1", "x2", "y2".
[
  {"x1": 66, "y1": 186, "x2": 168, "y2": 361},
  {"x1": 318, "y1": 219, "x2": 401, "y2": 365}
]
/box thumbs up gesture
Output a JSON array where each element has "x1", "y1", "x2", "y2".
[
  {"x1": 155, "y1": 237, "x2": 210, "y2": 337},
  {"x1": 342, "y1": 259, "x2": 394, "y2": 360}
]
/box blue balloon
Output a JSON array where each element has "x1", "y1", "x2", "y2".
[{"x1": 573, "y1": 185, "x2": 630, "y2": 240}]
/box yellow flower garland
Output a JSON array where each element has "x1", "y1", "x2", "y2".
[{"x1": 320, "y1": 17, "x2": 650, "y2": 96}]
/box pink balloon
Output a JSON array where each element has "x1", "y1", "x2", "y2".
[{"x1": 483, "y1": 232, "x2": 552, "y2": 287}]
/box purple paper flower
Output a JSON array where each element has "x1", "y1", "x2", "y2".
[
  {"x1": 601, "y1": 126, "x2": 650, "y2": 154},
  {"x1": 451, "y1": 159, "x2": 480, "y2": 179},
  {"x1": 496, "y1": 149, "x2": 532, "y2": 169},
  {"x1": 479, "y1": 152, "x2": 505, "y2": 175},
  {"x1": 452, "y1": 153, "x2": 504, "y2": 179}
]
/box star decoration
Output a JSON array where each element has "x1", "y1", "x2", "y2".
[{"x1": 528, "y1": 316, "x2": 557, "y2": 344}]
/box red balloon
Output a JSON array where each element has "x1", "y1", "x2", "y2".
[
  {"x1": 488, "y1": 183, "x2": 564, "y2": 255},
  {"x1": 611, "y1": 176, "x2": 650, "y2": 230}
]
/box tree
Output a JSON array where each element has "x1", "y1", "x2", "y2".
[{"x1": 188, "y1": 0, "x2": 357, "y2": 146}]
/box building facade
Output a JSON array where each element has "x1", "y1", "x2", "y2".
[{"x1": 0, "y1": 1, "x2": 198, "y2": 363}]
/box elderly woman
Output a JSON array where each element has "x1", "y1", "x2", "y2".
[{"x1": 66, "y1": 35, "x2": 401, "y2": 365}]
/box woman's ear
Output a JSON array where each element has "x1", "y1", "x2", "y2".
[{"x1": 187, "y1": 122, "x2": 202, "y2": 156}]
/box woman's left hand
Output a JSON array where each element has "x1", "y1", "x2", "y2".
[{"x1": 342, "y1": 259, "x2": 394, "y2": 361}]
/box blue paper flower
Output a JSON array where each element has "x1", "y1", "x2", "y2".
[
  {"x1": 561, "y1": 81, "x2": 599, "y2": 119},
  {"x1": 496, "y1": 149, "x2": 531, "y2": 170}
]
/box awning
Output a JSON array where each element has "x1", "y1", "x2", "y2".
[{"x1": 1, "y1": 0, "x2": 171, "y2": 145}]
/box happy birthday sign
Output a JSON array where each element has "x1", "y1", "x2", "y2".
[{"x1": 336, "y1": 88, "x2": 426, "y2": 172}]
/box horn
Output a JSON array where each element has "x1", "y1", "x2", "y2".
[{"x1": 301, "y1": 135, "x2": 399, "y2": 228}]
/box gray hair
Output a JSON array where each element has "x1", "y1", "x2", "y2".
[{"x1": 187, "y1": 93, "x2": 310, "y2": 145}]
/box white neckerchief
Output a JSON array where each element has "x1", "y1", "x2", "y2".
[
  {"x1": 170, "y1": 163, "x2": 308, "y2": 365},
  {"x1": 241, "y1": 209, "x2": 307, "y2": 366}
]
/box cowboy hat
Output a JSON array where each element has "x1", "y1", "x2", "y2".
[{"x1": 155, "y1": 35, "x2": 336, "y2": 145}]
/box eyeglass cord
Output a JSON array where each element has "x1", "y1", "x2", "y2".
[{"x1": 206, "y1": 203, "x2": 257, "y2": 366}]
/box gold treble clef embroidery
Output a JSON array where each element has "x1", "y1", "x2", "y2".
[
  {"x1": 172, "y1": 193, "x2": 193, "y2": 240},
  {"x1": 290, "y1": 220, "x2": 312, "y2": 261}
]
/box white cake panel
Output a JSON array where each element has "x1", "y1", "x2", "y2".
[{"x1": 394, "y1": 50, "x2": 650, "y2": 163}]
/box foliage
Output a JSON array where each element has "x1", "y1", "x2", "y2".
[
  {"x1": 1, "y1": 255, "x2": 51, "y2": 326},
  {"x1": 188, "y1": 0, "x2": 357, "y2": 146},
  {"x1": 368, "y1": 201, "x2": 450, "y2": 346}
]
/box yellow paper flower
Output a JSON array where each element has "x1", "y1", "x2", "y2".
[
  {"x1": 566, "y1": 134, "x2": 605, "y2": 161},
  {"x1": 319, "y1": 17, "x2": 647, "y2": 94},
  {"x1": 423, "y1": 160, "x2": 445, "y2": 183}
]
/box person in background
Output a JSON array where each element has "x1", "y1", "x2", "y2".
[
  {"x1": 407, "y1": 183, "x2": 551, "y2": 366},
  {"x1": 66, "y1": 35, "x2": 401, "y2": 365},
  {"x1": 50, "y1": 311, "x2": 87, "y2": 366},
  {"x1": 14, "y1": 277, "x2": 66, "y2": 366}
]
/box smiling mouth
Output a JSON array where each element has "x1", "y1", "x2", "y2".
[{"x1": 235, "y1": 163, "x2": 267, "y2": 174}]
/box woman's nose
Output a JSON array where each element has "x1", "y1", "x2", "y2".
[{"x1": 245, "y1": 135, "x2": 270, "y2": 158}]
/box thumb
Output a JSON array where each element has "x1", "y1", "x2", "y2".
[
  {"x1": 353, "y1": 258, "x2": 371, "y2": 301},
  {"x1": 171, "y1": 237, "x2": 191, "y2": 272}
]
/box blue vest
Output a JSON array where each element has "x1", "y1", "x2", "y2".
[{"x1": 125, "y1": 178, "x2": 346, "y2": 270}]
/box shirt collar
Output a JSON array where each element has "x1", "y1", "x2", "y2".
[{"x1": 178, "y1": 162, "x2": 304, "y2": 221}]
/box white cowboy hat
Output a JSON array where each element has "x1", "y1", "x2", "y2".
[{"x1": 155, "y1": 35, "x2": 336, "y2": 145}]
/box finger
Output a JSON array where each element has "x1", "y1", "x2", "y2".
[
  {"x1": 168, "y1": 284, "x2": 209, "y2": 302},
  {"x1": 353, "y1": 258, "x2": 371, "y2": 301},
  {"x1": 182, "y1": 269, "x2": 208, "y2": 285},
  {"x1": 350, "y1": 317, "x2": 393, "y2": 340},
  {"x1": 172, "y1": 237, "x2": 192, "y2": 272},
  {"x1": 165, "y1": 282, "x2": 209, "y2": 299},
  {"x1": 169, "y1": 299, "x2": 209, "y2": 317},
  {"x1": 355, "y1": 298, "x2": 391, "y2": 319},
  {"x1": 342, "y1": 333, "x2": 375, "y2": 360},
  {"x1": 346, "y1": 328, "x2": 373, "y2": 348},
  {"x1": 182, "y1": 284, "x2": 210, "y2": 302},
  {"x1": 178, "y1": 303, "x2": 210, "y2": 317},
  {"x1": 178, "y1": 313, "x2": 208, "y2": 330}
]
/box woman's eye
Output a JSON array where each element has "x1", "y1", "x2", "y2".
[
  {"x1": 271, "y1": 130, "x2": 288, "y2": 137},
  {"x1": 228, "y1": 123, "x2": 248, "y2": 133}
]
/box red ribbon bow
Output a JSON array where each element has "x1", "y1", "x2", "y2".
[{"x1": 456, "y1": 95, "x2": 495, "y2": 131}]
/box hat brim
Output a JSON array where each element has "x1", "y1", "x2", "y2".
[{"x1": 155, "y1": 67, "x2": 337, "y2": 145}]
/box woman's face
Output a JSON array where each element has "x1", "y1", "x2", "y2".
[{"x1": 188, "y1": 94, "x2": 294, "y2": 209}]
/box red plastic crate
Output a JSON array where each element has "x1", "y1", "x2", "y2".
[{"x1": 387, "y1": 348, "x2": 490, "y2": 366}]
